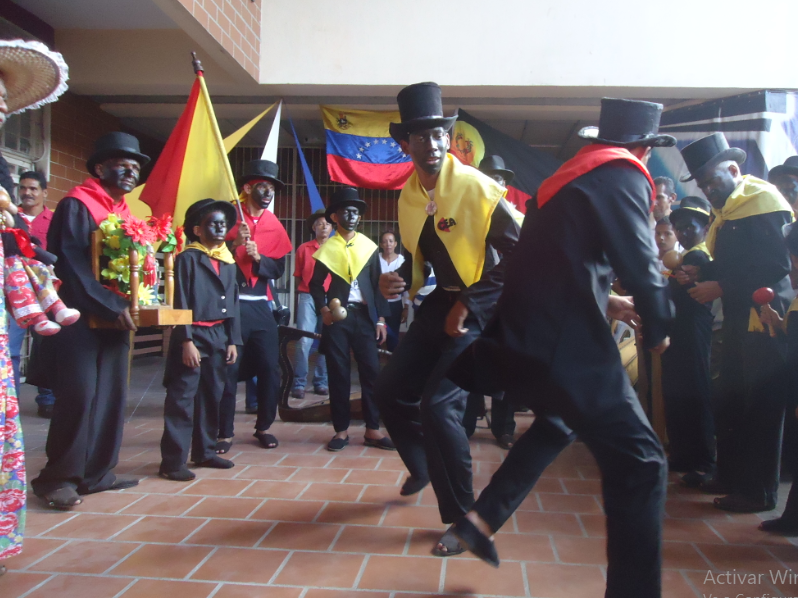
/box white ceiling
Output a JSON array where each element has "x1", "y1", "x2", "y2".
[{"x1": 11, "y1": 0, "x2": 177, "y2": 29}]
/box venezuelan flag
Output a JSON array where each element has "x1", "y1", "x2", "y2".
[
  {"x1": 322, "y1": 106, "x2": 413, "y2": 190},
  {"x1": 139, "y1": 69, "x2": 237, "y2": 225}
]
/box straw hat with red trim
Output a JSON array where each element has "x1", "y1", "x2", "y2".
[{"x1": 0, "y1": 39, "x2": 68, "y2": 114}]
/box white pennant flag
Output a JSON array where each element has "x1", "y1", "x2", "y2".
[{"x1": 261, "y1": 100, "x2": 282, "y2": 163}]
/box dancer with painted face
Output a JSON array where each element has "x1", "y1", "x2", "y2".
[
  {"x1": 217, "y1": 160, "x2": 292, "y2": 453},
  {"x1": 310, "y1": 187, "x2": 393, "y2": 451},
  {"x1": 375, "y1": 83, "x2": 520, "y2": 556}
]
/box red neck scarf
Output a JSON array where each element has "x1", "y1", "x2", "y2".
[
  {"x1": 226, "y1": 202, "x2": 292, "y2": 290},
  {"x1": 537, "y1": 144, "x2": 654, "y2": 209},
  {"x1": 66, "y1": 178, "x2": 131, "y2": 226}
]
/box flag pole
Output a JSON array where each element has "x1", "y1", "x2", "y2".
[{"x1": 191, "y1": 51, "x2": 246, "y2": 224}]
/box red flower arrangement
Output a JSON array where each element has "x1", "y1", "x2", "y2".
[{"x1": 122, "y1": 215, "x2": 155, "y2": 245}]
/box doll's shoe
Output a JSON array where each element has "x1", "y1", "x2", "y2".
[
  {"x1": 33, "y1": 319, "x2": 60, "y2": 336},
  {"x1": 52, "y1": 304, "x2": 80, "y2": 326}
]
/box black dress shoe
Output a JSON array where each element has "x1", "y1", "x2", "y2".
[
  {"x1": 400, "y1": 475, "x2": 429, "y2": 496},
  {"x1": 291, "y1": 388, "x2": 305, "y2": 399},
  {"x1": 37, "y1": 404, "x2": 54, "y2": 419}
]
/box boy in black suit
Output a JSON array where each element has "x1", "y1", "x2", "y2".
[
  {"x1": 159, "y1": 199, "x2": 242, "y2": 481},
  {"x1": 309, "y1": 187, "x2": 394, "y2": 451}
]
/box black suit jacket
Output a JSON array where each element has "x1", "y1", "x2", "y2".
[
  {"x1": 171, "y1": 249, "x2": 242, "y2": 346},
  {"x1": 450, "y1": 162, "x2": 673, "y2": 415},
  {"x1": 309, "y1": 249, "x2": 389, "y2": 325}
]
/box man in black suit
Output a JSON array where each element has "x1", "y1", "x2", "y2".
[
  {"x1": 309, "y1": 187, "x2": 394, "y2": 452},
  {"x1": 447, "y1": 99, "x2": 673, "y2": 597}
]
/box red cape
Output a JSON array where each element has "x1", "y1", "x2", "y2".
[
  {"x1": 65, "y1": 178, "x2": 131, "y2": 226},
  {"x1": 537, "y1": 145, "x2": 654, "y2": 209},
  {"x1": 227, "y1": 203, "x2": 292, "y2": 293}
]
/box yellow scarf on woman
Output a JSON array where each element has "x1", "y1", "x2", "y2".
[
  {"x1": 313, "y1": 231, "x2": 377, "y2": 283},
  {"x1": 399, "y1": 153, "x2": 505, "y2": 298},
  {"x1": 706, "y1": 175, "x2": 792, "y2": 256},
  {"x1": 185, "y1": 242, "x2": 235, "y2": 264}
]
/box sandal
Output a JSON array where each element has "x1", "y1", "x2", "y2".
[
  {"x1": 760, "y1": 517, "x2": 798, "y2": 535},
  {"x1": 364, "y1": 436, "x2": 396, "y2": 451},
  {"x1": 79, "y1": 476, "x2": 139, "y2": 495},
  {"x1": 194, "y1": 455, "x2": 235, "y2": 469},
  {"x1": 40, "y1": 487, "x2": 83, "y2": 510},
  {"x1": 159, "y1": 466, "x2": 196, "y2": 482},
  {"x1": 327, "y1": 436, "x2": 349, "y2": 452},
  {"x1": 400, "y1": 475, "x2": 429, "y2": 496},
  {"x1": 431, "y1": 527, "x2": 466, "y2": 557},
  {"x1": 451, "y1": 517, "x2": 500, "y2": 568},
  {"x1": 254, "y1": 432, "x2": 278, "y2": 449},
  {"x1": 215, "y1": 440, "x2": 233, "y2": 454},
  {"x1": 714, "y1": 493, "x2": 775, "y2": 513}
]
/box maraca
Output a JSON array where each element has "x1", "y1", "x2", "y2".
[
  {"x1": 329, "y1": 298, "x2": 348, "y2": 322},
  {"x1": 661, "y1": 249, "x2": 683, "y2": 271},
  {"x1": 753, "y1": 287, "x2": 776, "y2": 337}
]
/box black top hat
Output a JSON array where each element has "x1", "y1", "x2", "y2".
[
  {"x1": 578, "y1": 98, "x2": 676, "y2": 148},
  {"x1": 237, "y1": 159, "x2": 285, "y2": 190},
  {"x1": 86, "y1": 132, "x2": 150, "y2": 175},
  {"x1": 478, "y1": 155, "x2": 514, "y2": 185},
  {"x1": 306, "y1": 208, "x2": 328, "y2": 234},
  {"x1": 669, "y1": 195, "x2": 712, "y2": 226},
  {"x1": 679, "y1": 133, "x2": 746, "y2": 182},
  {"x1": 325, "y1": 187, "x2": 367, "y2": 223},
  {"x1": 183, "y1": 198, "x2": 238, "y2": 238},
  {"x1": 389, "y1": 82, "x2": 458, "y2": 144},
  {"x1": 769, "y1": 156, "x2": 798, "y2": 182}
]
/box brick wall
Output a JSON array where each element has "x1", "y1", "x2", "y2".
[
  {"x1": 177, "y1": 0, "x2": 260, "y2": 80},
  {"x1": 48, "y1": 91, "x2": 120, "y2": 206}
]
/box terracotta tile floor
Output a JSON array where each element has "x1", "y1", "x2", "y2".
[{"x1": 2, "y1": 356, "x2": 798, "y2": 597}]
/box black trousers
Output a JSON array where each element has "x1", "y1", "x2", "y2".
[
  {"x1": 385, "y1": 299, "x2": 404, "y2": 352},
  {"x1": 31, "y1": 320, "x2": 130, "y2": 496},
  {"x1": 376, "y1": 289, "x2": 479, "y2": 524},
  {"x1": 160, "y1": 324, "x2": 227, "y2": 471},
  {"x1": 715, "y1": 319, "x2": 786, "y2": 505},
  {"x1": 219, "y1": 301, "x2": 279, "y2": 437},
  {"x1": 463, "y1": 392, "x2": 516, "y2": 439},
  {"x1": 473, "y1": 382, "x2": 666, "y2": 598},
  {"x1": 323, "y1": 303, "x2": 381, "y2": 432}
]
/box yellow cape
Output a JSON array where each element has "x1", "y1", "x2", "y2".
[
  {"x1": 706, "y1": 175, "x2": 793, "y2": 256},
  {"x1": 312, "y1": 232, "x2": 377, "y2": 283},
  {"x1": 399, "y1": 153, "x2": 505, "y2": 299},
  {"x1": 684, "y1": 242, "x2": 711, "y2": 258},
  {"x1": 184, "y1": 242, "x2": 235, "y2": 264}
]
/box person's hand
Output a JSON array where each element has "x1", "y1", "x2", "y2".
[
  {"x1": 321, "y1": 307, "x2": 334, "y2": 326},
  {"x1": 401, "y1": 306, "x2": 409, "y2": 323},
  {"x1": 759, "y1": 303, "x2": 784, "y2": 333},
  {"x1": 234, "y1": 222, "x2": 250, "y2": 247},
  {"x1": 676, "y1": 264, "x2": 699, "y2": 286},
  {"x1": 182, "y1": 341, "x2": 201, "y2": 368},
  {"x1": 376, "y1": 322, "x2": 387, "y2": 344},
  {"x1": 606, "y1": 295, "x2": 639, "y2": 329},
  {"x1": 444, "y1": 300, "x2": 469, "y2": 338},
  {"x1": 226, "y1": 345, "x2": 237, "y2": 364},
  {"x1": 115, "y1": 307, "x2": 138, "y2": 331},
  {"x1": 688, "y1": 281, "x2": 723, "y2": 303},
  {"x1": 650, "y1": 336, "x2": 670, "y2": 355},
  {"x1": 245, "y1": 239, "x2": 260, "y2": 262},
  {"x1": 380, "y1": 272, "x2": 406, "y2": 300}
]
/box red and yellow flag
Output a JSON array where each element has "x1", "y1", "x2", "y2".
[{"x1": 139, "y1": 70, "x2": 236, "y2": 225}]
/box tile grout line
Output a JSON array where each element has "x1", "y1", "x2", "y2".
[
  {"x1": 548, "y1": 534, "x2": 561, "y2": 564},
  {"x1": 377, "y1": 504, "x2": 390, "y2": 526},
  {"x1": 107, "y1": 515, "x2": 146, "y2": 540},
  {"x1": 265, "y1": 549, "x2": 294, "y2": 585},
  {"x1": 205, "y1": 582, "x2": 225, "y2": 598},
  {"x1": 233, "y1": 479, "x2": 258, "y2": 498},
  {"x1": 18, "y1": 537, "x2": 76, "y2": 571},
  {"x1": 438, "y1": 553, "x2": 447, "y2": 593},
  {"x1": 33, "y1": 511, "x2": 81, "y2": 536},
  {"x1": 293, "y1": 482, "x2": 313, "y2": 500},
  {"x1": 101, "y1": 542, "x2": 146, "y2": 575},
  {"x1": 110, "y1": 577, "x2": 138, "y2": 598},
  {"x1": 244, "y1": 497, "x2": 270, "y2": 520},
  {"x1": 16, "y1": 573, "x2": 57, "y2": 598},
  {"x1": 401, "y1": 527, "x2": 413, "y2": 556},
  {"x1": 253, "y1": 521, "x2": 280, "y2": 548},
  {"x1": 182, "y1": 545, "x2": 218, "y2": 580},
  {"x1": 520, "y1": 557, "x2": 532, "y2": 597},
  {"x1": 351, "y1": 553, "x2": 370, "y2": 589},
  {"x1": 327, "y1": 523, "x2": 347, "y2": 551},
  {"x1": 179, "y1": 518, "x2": 212, "y2": 544}
]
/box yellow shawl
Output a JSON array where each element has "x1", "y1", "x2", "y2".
[
  {"x1": 683, "y1": 241, "x2": 711, "y2": 258},
  {"x1": 313, "y1": 231, "x2": 377, "y2": 283},
  {"x1": 399, "y1": 153, "x2": 505, "y2": 298},
  {"x1": 706, "y1": 175, "x2": 792, "y2": 256},
  {"x1": 185, "y1": 242, "x2": 235, "y2": 264}
]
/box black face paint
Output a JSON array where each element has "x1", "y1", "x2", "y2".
[
  {"x1": 196, "y1": 210, "x2": 228, "y2": 246},
  {"x1": 250, "y1": 181, "x2": 275, "y2": 209},
  {"x1": 335, "y1": 205, "x2": 361, "y2": 232},
  {"x1": 406, "y1": 127, "x2": 449, "y2": 176},
  {"x1": 99, "y1": 158, "x2": 141, "y2": 193},
  {"x1": 674, "y1": 215, "x2": 706, "y2": 250}
]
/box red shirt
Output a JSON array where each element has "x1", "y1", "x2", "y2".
[
  {"x1": 21, "y1": 206, "x2": 53, "y2": 251},
  {"x1": 294, "y1": 239, "x2": 331, "y2": 293}
]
